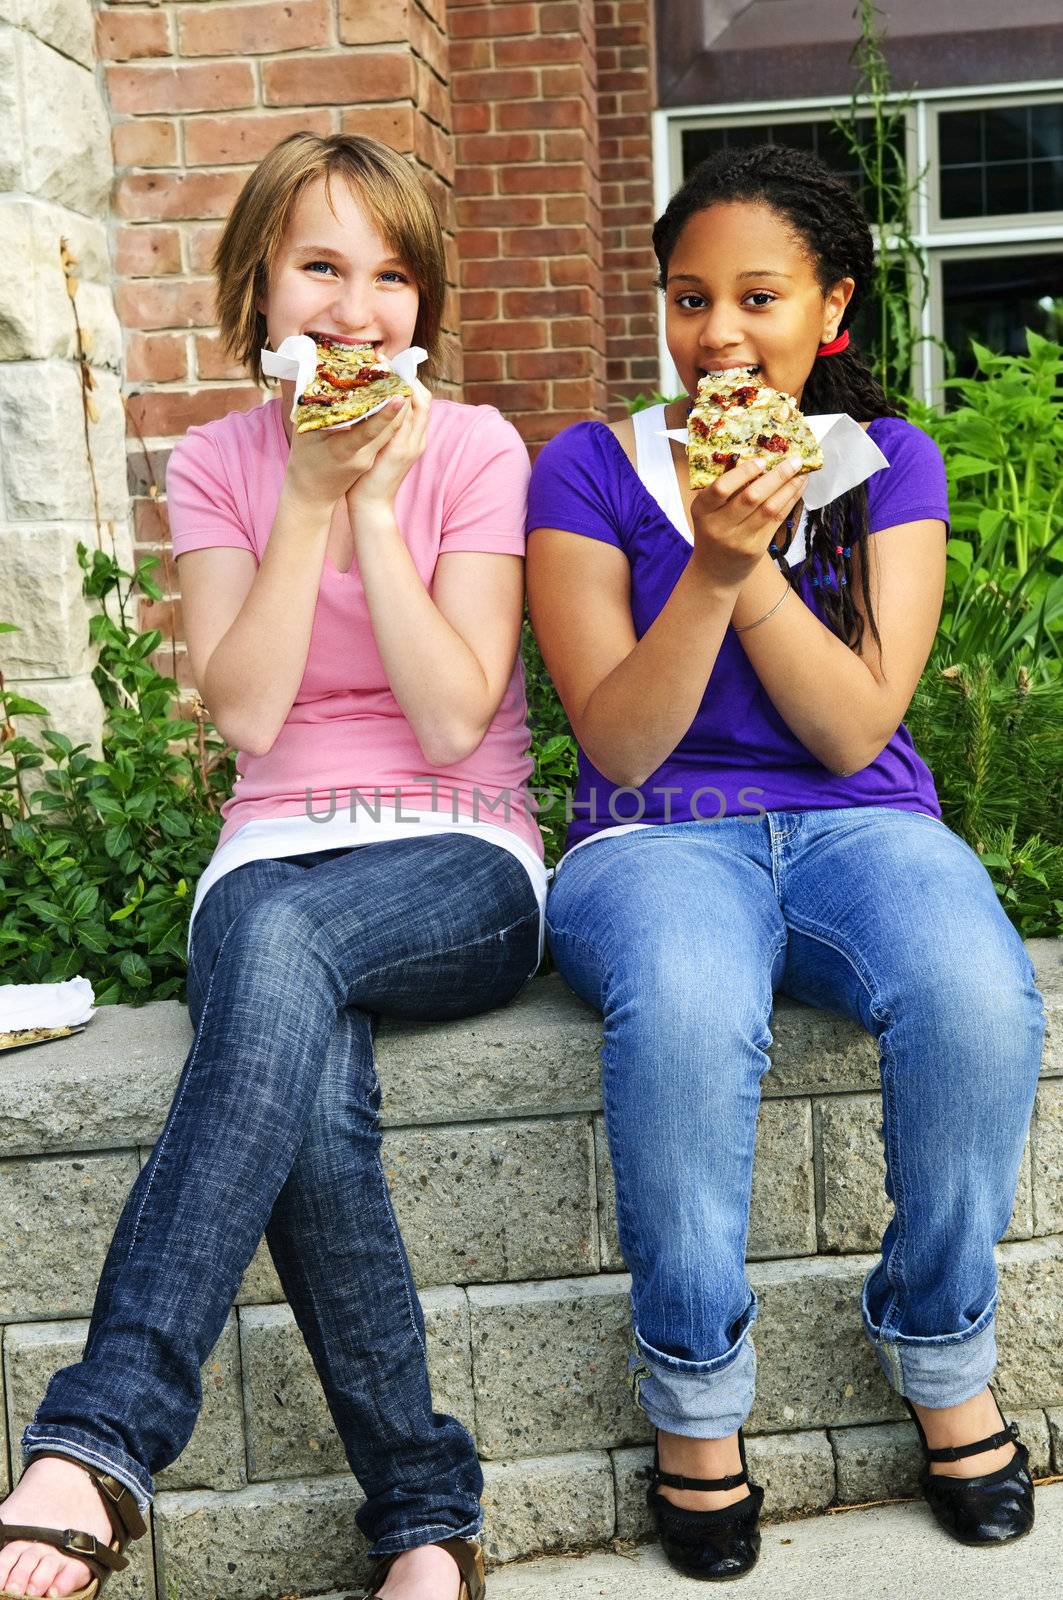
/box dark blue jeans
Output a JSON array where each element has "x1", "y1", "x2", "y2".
[{"x1": 25, "y1": 835, "x2": 540, "y2": 1555}]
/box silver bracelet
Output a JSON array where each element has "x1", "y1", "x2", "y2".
[{"x1": 735, "y1": 583, "x2": 790, "y2": 635}]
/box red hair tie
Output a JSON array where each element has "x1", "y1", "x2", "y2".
[{"x1": 817, "y1": 328, "x2": 850, "y2": 357}]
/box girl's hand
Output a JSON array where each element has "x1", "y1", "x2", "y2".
[
  {"x1": 283, "y1": 394, "x2": 410, "y2": 513},
  {"x1": 690, "y1": 455, "x2": 807, "y2": 590},
  {"x1": 346, "y1": 376, "x2": 432, "y2": 517}
]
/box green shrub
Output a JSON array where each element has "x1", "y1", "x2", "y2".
[{"x1": 1, "y1": 547, "x2": 233, "y2": 1002}]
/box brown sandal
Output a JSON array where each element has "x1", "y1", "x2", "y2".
[
  {"x1": 364, "y1": 1536, "x2": 485, "y2": 1600},
  {"x1": 0, "y1": 1455, "x2": 147, "y2": 1600}
]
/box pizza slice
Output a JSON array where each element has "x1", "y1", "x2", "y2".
[
  {"x1": 293, "y1": 337, "x2": 411, "y2": 434},
  {"x1": 687, "y1": 366, "x2": 823, "y2": 489}
]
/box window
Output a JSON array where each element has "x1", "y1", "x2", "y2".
[{"x1": 658, "y1": 88, "x2": 1063, "y2": 402}]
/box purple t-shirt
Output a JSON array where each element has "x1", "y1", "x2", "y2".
[{"x1": 527, "y1": 415, "x2": 949, "y2": 852}]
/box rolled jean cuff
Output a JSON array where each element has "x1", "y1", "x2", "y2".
[
  {"x1": 22, "y1": 1425, "x2": 154, "y2": 1514},
  {"x1": 627, "y1": 1300, "x2": 758, "y2": 1438},
  {"x1": 861, "y1": 1281, "x2": 998, "y2": 1407},
  {"x1": 369, "y1": 1517, "x2": 483, "y2": 1560}
]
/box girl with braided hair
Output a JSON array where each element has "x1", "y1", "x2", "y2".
[{"x1": 526, "y1": 144, "x2": 1045, "y2": 1580}]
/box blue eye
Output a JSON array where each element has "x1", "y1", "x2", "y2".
[
  {"x1": 304, "y1": 260, "x2": 335, "y2": 275},
  {"x1": 380, "y1": 270, "x2": 410, "y2": 284}
]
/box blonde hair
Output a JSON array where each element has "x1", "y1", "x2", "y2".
[{"x1": 214, "y1": 132, "x2": 447, "y2": 383}]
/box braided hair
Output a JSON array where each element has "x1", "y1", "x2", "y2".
[{"x1": 653, "y1": 143, "x2": 897, "y2": 652}]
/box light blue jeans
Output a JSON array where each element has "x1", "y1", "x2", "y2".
[{"x1": 545, "y1": 808, "x2": 1045, "y2": 1437}]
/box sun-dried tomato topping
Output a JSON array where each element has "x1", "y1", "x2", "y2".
[
  {"x1": 319, "y1": 367, "x2": 390, "y2": 390},
  {"x1": 756, "y1": 433, "x2": 789, "y2": 453},
  {"x1": 712, "y1": 451, "x2": 738, "y2": 468},
  {"x1": 731, "y1": 385, "x2": 759, "y2": 406},
  {"x1": 689, "y1": 414, "x2": 710, "y2": 437}
]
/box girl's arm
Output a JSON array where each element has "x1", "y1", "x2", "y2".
[
  {"x1": 178, "y1": 399, "x2": 409, "y2": 756},
  {"x1": 347, "y1": 520, "x2": 525, "y2": 766},
  {"x1": 527, "y1": 455, "x2": 806, "y2": 788},
  {"x1": 346, "y1": 380, "x2": 528, "y2": 767},
  {"x1": 730, "y1": 519, "x2": 946, "y2": 775}
]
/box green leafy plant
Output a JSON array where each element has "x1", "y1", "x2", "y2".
[
  {"x1": 0, "y1": 547, "x2": 233, "y2": 1002},
  {"x1": 908, "y1": 330, "x2": 1063, "y2": 674},
  {"x1": 521, "y1": 622, "x2": 577, "y2": 868},
  {"x1": 906, "y1": 658, "x2": 1062, "y2": 936},
  {"x1": 832, "y1": 1, "x2": 937, "y2": 400}
]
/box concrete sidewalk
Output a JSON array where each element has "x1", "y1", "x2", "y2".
[{"x1": 487, "y1": 1483, "x2": 1062, "y2": 1599}]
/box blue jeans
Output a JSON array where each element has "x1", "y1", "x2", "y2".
[
  {"x1": 545, "y1": 808, "x2": 1045, "y2": 1438},
  {"x1": 24, "y1": 835, "x2": 540, "y2": 1555}
]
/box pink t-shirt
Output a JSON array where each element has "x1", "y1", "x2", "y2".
[{"x1": 166, "y1": 396, "x2": 543, "y2": 867}]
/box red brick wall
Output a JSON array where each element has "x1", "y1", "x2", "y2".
[
  {"x1": 96, "y1": 0, "x2": 455, "y2": 687},
  {"x1": 96, "y1": 0, "x2": 658, "y2": 680},
  {"x1": 595, "y1": 0, "x2": 659, "y2": 412},
  {"x1": 449, "y1": 0, "x2": 608, "y2": 449}
]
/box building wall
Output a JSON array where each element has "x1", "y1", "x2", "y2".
[
  {"x1": 95, "y1": 0, "x2": 458, "y2": 690},
  {"x1": 0, "y1": 0, "x2": 132, "y2": 763},
  {"x1": 20, "y1": 1, "x2": 660, "y2": 697}
]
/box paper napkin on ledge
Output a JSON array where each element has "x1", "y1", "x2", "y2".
[{"x1": 0, "y1": 976, "x2": 96, "y2": 1033}]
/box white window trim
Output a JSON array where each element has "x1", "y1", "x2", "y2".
[{"x1": 652, "y1": 80, "x2": 1063, "y2": 403}]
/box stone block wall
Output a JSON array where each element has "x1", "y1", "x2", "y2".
[
  {"x1": 1, "y1": 945, "x2": 1060, "y2": 1598},
  {"x1": 0, "y1": 0, "x2": 132, "y2": 761}
]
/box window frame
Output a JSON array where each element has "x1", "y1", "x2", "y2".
[{"x1": 652, "y1": 80, "x2": 1063, "y2": 405}]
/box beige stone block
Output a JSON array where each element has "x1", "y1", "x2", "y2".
[
  {"x1": 377, "y1": 971, "x2": 602, "y2": 1125},
  {"x1": 7, "y1": 672, "x2": 105, "y2": 786},
  {"x1": 383, "y1": 1118, "x2": 598, "y2": 1287},
  {"x1": 0, "y1": 1150, "x2": 139, "y2": 1319},
  {"x1": 1048, "y1": 1406, "x2": 1063, "y2": 1472},
  {"x1": 239, "y1": 1289, "x2": 474, "y2": 1482},
  {"x1": 994, "y1": 1237, "x2": 1063, "y2": 1412},
  {"x1": 815, "y1": 1094, "x2": 1034, "y2": 1253},
  {"x1": 235, "y1": 1235, "x2": 285, "y2": 1307},
  {"x1": 154, "y1": 1477, "x2": 370, "y2": 1600},
  {"x1": 1032, "y1": 1079, "x2": 1063, "y2": 1233},
  {"x1": 0, "y1": 363, "x2": 128, "y2": 522},
  {"x1": 1031, "y1": 938, "x2": 1061, "y2": 1077},
  {"x1": 0, "y1": 525, "x2": 99, "y2": 678},
  {"x1": 468, "y1": 1275, "x2": 652, "y2": 1461},
  {"x1": 16, "y1": 32, "x2": 110, "y2": 214},
  {"x1": 22, "y1": 0, "x2": 95, "y2": 70},
  {"x1": 4, "y1": 1315, "x2": 246, "y2": 1495},
  {"x1": 481, "y1": 1453, "x2": 615, "y2": 1565},
  {"x1": 0, "y1": 26, "x2": 21, "y2": 197},
  {"x1": 765, "y1": 998, "x2": 879, "y2": 1097},
  {"x1": 0, "y1": 198, "x2": 122, "y2": 366},
  {"x1": 746, "y1": 1255, "x2": 906, "y2": 1434},
  {"x1": 0, "y1": 1329, "x2": 8, "y2": 1495},
  {"x1": 595, "y1": 1098, "x2": 816, "y2": 1272},
  {"x1": 831, "y1": 1408, "x2": 1052, "y2": 1503}
]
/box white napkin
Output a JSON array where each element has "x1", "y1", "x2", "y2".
[
  {"x1": 662, "y1": 413, "x2": 889, "y2": 512},
  {"x1": 260, "y1": 337, "x2": 428, "y2": 428},
  {"x1": 0, "y1": 976, "x2": 96, "y2": 1032}
]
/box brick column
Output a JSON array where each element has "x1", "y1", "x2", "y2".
[
  {"x1": 596, "y1": 0, "x2": 659, "y2": 414},
  {"x1": 95, "y1": 0, "x2": 455, "y2": 690},
  {"x1": 450, "y1": 0, "x2": 607, "y2": 452}
]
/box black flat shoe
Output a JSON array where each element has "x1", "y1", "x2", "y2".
[
  {"x1": 903, "y1": 1390, "x2": 1035, "y2": 1546},
  {"x1": 648, "y1": 1428, "x2": 764, "y2": 1581}
]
